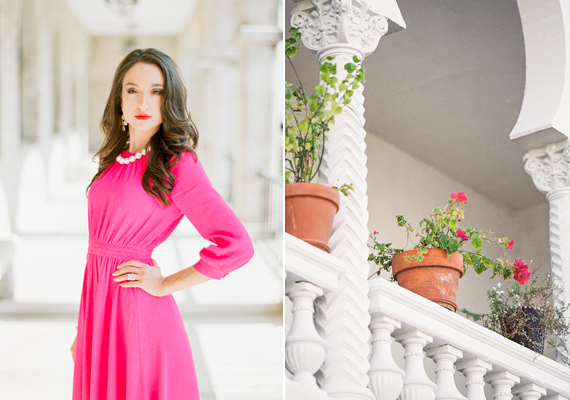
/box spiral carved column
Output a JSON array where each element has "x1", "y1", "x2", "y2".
[
  {"x1": 290, "y1": 0, "x2": 398, "y2": 398},
  {"x1": 524, "y1": 142, "x2": 570, "y2": 362}
]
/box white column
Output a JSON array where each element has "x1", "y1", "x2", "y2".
[
  {"x1": 513, "y1": 383, "x2": 547, "y2": 400},
  {"x1": 426, "y1": 345, "x2": 467, "y2": 400},
  {"x1": 524, "y1": 142, "x2": 570, "y2": 362},
  {"x1": 485, "y1": 371, "x2": 520, "y2": 400},
  {"x1": 285, "y1": 282, "x2": 326, "y2": 388},
  {"x1": 21, "y1": 0, "x2": 54, "y2": 157},
  {"x1": 368, "y1": 315, "x2": 404, "y2": 400},
  {"x1": 395, "y1": 330, "x2": 437, "y2": 400},
  {"x1": 290, "y1": 1, "x2": 404, "y2": 398},
  {"x1": 0, "y1": 0, "x2": 22, "y2": 222},
  {"x1": 456, "y1": 358, "x2": 492, "y2": 400}
]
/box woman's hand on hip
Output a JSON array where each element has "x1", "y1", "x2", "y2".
[{"x1": 112, "y1": 258, "x2": 166, "y2": 297}]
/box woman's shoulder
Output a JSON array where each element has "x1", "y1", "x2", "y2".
[
  {"x1": 171, "y1": 150, "x2": 199, "y2": 174},
  {"x1": 170, "y1": 150, "x2": 210, "y2": 196}
]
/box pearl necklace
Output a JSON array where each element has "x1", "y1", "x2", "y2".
[{"x1": 116, "y1": 148, "x2": 150, "y2": 165}]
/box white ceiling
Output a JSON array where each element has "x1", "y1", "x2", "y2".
[
  {"x1": 285, "y1": 0, "x2": 543, "y2": 210},
  {"x1": 63, "y1": 0, "x2": 197, "y2": 36}
]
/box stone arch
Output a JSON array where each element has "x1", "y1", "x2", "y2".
[{"x1": 511, "y1": 0, "x2": 570, "y2": 150}]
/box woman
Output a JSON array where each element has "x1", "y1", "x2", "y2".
[{"x1": 70, "y1": 48, "x2": 254, "y2": 399}]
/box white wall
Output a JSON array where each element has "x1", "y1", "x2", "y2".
[{"x1": 365, "y1": 133, "x2": 551, "y2": 314}]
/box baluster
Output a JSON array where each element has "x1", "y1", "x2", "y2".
[
  {"x1": 485, "y1": 371, "x2": 520, "y2": 400},
  {"x1": 368, "y1": 315, "x2": 405, "y2": 400},
  {"x1": 395, "y1": 330, "x2": 437, "y2": 400},
  {"x1": 513, "y1": 383, "x2": 546, "y2": 400},
  {"x1": 426, "y1": 345, "x2": 467, "y2": 400},
  {"x1": 456, "y1": 358, "x2": 492, "y2": 400},
  {"x1": 285, "y1": 282, "x2": 326, "y2": 387}
]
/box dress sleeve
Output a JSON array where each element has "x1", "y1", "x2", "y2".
[{"x1": 170, "y1": 151, "x2": 254, "y2": 279}]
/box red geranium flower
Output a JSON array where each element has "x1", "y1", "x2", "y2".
[
  {"x1": 506, "y1": 240, "x2": 514, "y2": 250},
  {"x1": 513, "y1": 265, "x2": 530, "y2": 285},
  {"x1": 373, "y1": 230, "x2": 378, "y2": 235},
  {"x1": 512, "y1": 258, "x2": 530, "y2": 285},
  {"x1": 450, "y1": 191, "x2": 468, "y2": 203},
  {"x1": 513, "y1": 258, "x2": 526, "y2": 268},
  {"x1": 456, "y1": 228, "x2": 469, "y2": 242}
]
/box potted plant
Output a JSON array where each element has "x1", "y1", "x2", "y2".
[
  {"x1": 368, "y1": 191, "x2": 521, "y2": 311},
  {"x1": 285, "y1": 27, "x2": 360, "y2": 252},
  {"x1": 460, "y1": 271, "x2": 570, "y2": 358}
]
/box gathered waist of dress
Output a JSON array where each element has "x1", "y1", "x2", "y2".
[{"x1": 87, "y1": 240, "x2": 153, "y2": 261}]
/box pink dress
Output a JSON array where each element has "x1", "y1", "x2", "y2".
[{"x1": 72, "y1": 150, "x2": 254, "y2": 400}]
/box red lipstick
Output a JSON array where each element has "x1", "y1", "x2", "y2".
[{"x1": 135, "y1": 114, "x2": 151, "y2": 120}]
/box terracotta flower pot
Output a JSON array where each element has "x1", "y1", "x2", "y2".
[
  {"x1": 285, "y1": 182, "x2": 340, "y2": 253},
  {"x1": 392, "y1": 248, "x2": 464, "y2": 312}
]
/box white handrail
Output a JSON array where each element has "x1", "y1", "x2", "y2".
[{"x1": 368, "y1": 277, "x2": 570, "y2": 397}]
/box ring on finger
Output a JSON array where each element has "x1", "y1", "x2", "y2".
[{"x1": 127, "y1": 273, "x2": 136, "y2": 281}]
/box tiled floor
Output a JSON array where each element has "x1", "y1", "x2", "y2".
[{"x1": 0, "y1": 151, "x2": 283, "y2": 399}]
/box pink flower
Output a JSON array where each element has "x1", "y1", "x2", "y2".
[
  {"x1": 512, "y1": 258, "x2": 530, "y2": 285},
  {"x1": 450, "y1": 191, "x2": 468, "y2": 203},
  {"x1": 506, "y1": 240, "x2": 514, "y2": 250},
  {"x1": 513, "y1": 265, "x2": 530, "y2": 285},
  {"x1": 456, "y1": 228, "x2": 469, "y2": 242},
  {"x1": 513, "y1": 258, "x2": 526, "y2": 268}
]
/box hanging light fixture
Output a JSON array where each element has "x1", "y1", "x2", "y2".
[{"x1": 105, "y1": 0, "x2": 138, "y2": 15}]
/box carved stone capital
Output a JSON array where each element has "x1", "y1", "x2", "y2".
[
  {"x1": 524, "y1": 142, "x2": 570, "y2": 194},
  {"x1": 291, "y1": 0, "x2": 389, "y2": 56}
]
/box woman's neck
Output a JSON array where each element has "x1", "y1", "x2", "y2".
[{"x1": 127, "y1": 127, "x2": 158, "y2": 153}]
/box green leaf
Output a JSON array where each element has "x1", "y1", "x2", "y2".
[
  {"x1": 471, "y1": 234, "x2": 483, "y2": 249},
  {"x1": 298, "y1": 118, "x2": 310, "y2": 134},
  {"x1": 286, "y1": 47, "x2": 297, "y2": 57},
  {"x1": 447, "y1": 239, "x2": 459, "y2": 254},
  {"x1": 308, "y1": 95, "x2": 319, "y2": 111},
  {"x1": 315, "y1": 85, "x2": 325, "y2": 96}
]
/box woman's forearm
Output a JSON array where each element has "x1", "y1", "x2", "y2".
[{"x1": 161, "y1": 265, "x2": 213, "y2": 296}]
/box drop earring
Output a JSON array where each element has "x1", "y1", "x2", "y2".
[{"x1": 121, "y1": 114, "x2": 128, "y2": 131}]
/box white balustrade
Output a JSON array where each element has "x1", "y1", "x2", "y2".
[
  {"x1": 368, "y1": 277, "x2": 570, "y2": 399},
  {"x1": 513, "y1": 383, "x2": 547, "y2": 400},
  {"x1": 368, "y1": 315, "x2": 404, "y2": 400},
  {"x1": 426, "y1": 345, "x2": 467, "y2": 400},
  {"x1": 456, "y1": 358, "x2": 491, "y2": 400},
  {"x1": 285, "y1": 236, "x2": 570, "y2": 400},
  {"x1": 396, "y1": 330, "x2": 437, "y2": 400},
  {"x1": 485, "y1": 371, "x2": 520, "y2": 400},
  {"x1": 285, "y1": 281, "x2": 326, "y2": 387}
]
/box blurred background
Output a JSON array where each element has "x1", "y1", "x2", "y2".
[{"x1": 0, "y1": 0, "x2": 283, "y2": 399}]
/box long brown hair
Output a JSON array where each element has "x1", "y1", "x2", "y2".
[{"x1": 86, "y1": 48, "x2": 199, "y2": 206}]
